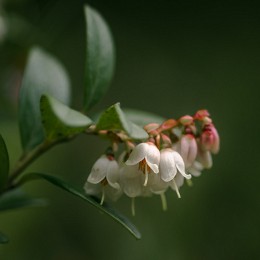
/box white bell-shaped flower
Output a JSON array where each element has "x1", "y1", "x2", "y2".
[
  {"x1": 84, "y1": 182, "x2": 122, "y2": 202},
  {"x1": 87, "y1": 155, "x2": 120, "y2": 189},
  {"x1": 125, "y1": 142, "x2": 160, "y2": 186},
  {"x1": 159, "y1": 148, "x2": 191, "y2": 198},
  {"x1": 187, "y1": 160, "x2": 204, "y2": 177},
  {"x1": 175, "y1": 134, "x2": 198, "y2": 168},
  {"x1": 84, "y1": 155, "x2": 121, "y2": 204},
  {"x1": 119, "y1": 164, "x2": 143, "y2": 198}
]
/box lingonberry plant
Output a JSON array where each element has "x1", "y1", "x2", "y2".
[{"x1": 0, "y1": 5, "x2": 219, "y2": 242}]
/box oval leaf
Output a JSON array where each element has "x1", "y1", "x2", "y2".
[
  {"x1": 96, "y1": 103, "x2": 148, "y2": 140},
  {"x1": 40, "y1": 95, "x2": 93, "y2": 141},
  {"x1": 21, "y1": 172, "x2": 141, "y2": 240},
  {"x1": 84, "y1": 5, "x2": 115, "y2": 110},
  {"x1": 123, "y1": 109, "x2": 165, "y2": 127},
  {"x1": 0, "y1": 231, "x2": 9, "y2": 244},
  {"x1": 0, "y1": 189, "x2": 47, "y2": 212},
  {"x1": 0, "y1": 135, "x2": 9, "y2": 191},
  {"x1": 19, "y1": 47, "x2": 71, "y2": 152}
]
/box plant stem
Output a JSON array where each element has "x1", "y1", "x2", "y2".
[{"x1": 7, "y1": 140, "x2": 54, "y2": 186}]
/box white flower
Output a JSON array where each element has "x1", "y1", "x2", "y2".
[
  {"x1": 159, "y1": 148, "x2": 191, "y2": 198},
  {"x1": 146, "y1": 172, "x2": 169, "y2": 194},
  {"x1": 84, "y1": 182, "x2": 122, "y2": 202},
  {"x1": 119, "y1": 164, "x2": 143, "y2": 198},
  {"x1": 197, "y1": 148, "x2": 213, "y2": 169},
  {"x1": 87, "y1": 155, "x2": 120, "y2": 189},
  {"x1": 187, "y1": 161, "x2": 204, "y2": 177},
  {"x1": 84, "y1": 155, "x2": 121, "y2": 204},
  {"x1": 125, "y1": 142, "x2": 160, "y2": 186},
  {"x1": 175, "y1": 134, "x2": 197, "y2": 168}
]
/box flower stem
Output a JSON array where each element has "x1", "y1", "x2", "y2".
[
  {"x1": 100, "y1": 188, "x2": 105, "y2": 205},
  {"x1": 131, "y1": 198, "x2": 136, "y2": 217},
  {"x1": 172, "y1": 179, "x2": 181, "y2": 198},
  {"x1": 160, "y1": 193, "x2": 167, "y2": 211}
]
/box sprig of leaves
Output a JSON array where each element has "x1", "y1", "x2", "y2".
[{"x1": 0, "y1": 4, "x2": 146, "y2": 243}]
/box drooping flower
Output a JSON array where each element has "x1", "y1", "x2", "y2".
[
  {"x1": 187, "y1": 160, "x2": 204, "y2": 177},
  {"x1": 125, "y1": 142, "x2": 160, "y2": 186},
  {"x1": 84, "y1": 155, "x2": 121, "y2": 204},
  {"x1": 175, "y1": 134, "x2": 198, "y2": 168},
  {"x1": 119, "y1": 164, "x2": 143, "y2": 198},
  {"x1": 200, "y1": 123, "x2": 220, "y2": 154},
  {"x1": 159, "y1": 148, "x2": 191, "y2": 198},
  {"x1": 197, "y1": 146, "x2": 213, "y2": 169}
]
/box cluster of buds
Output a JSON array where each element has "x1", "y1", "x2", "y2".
[{"x1": 84, "y1": 110, "x2": 219, "y2": 215}]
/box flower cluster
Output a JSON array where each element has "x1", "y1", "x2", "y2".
[{"x1": 84, "y1": 110, "x2": 219, "y2": 214}]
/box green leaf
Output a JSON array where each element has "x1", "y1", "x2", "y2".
[
  {"x1": 0, "y1": 135, "x2": 9, "y2": 191},
  {"x1": 123, "y1": 109, "x2": 165, "y2": 127},
  {"x1": 0, "y1": 231, "x2": 9, "y2": 244},
  {"x1": 21, "y1": 172, "x2": 141, "y2": 240},
  {"x1": 96, "y1": 103, "x2": 148, "y2": 140},
  {"x1": 19, "y1": 47, "x2": 71, "y2": 152},
  {"x1": 40, "y1": 95, "x2": 93, "y2": 141},
  {"x1": 0, "y1": 189, "x2": 47, "y2": 212},
  {"x1": 84, "y1": 5, "x2": 115, "y2": 110}
]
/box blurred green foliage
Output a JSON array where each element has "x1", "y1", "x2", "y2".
[{"x1": 0, "y1": 0, "x2": 260, "y2": 259}]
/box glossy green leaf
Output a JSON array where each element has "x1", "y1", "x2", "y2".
[
  {"x1": 96, "y1": 103, "x2": 148, "y2": 140},
  {"x1": 0, "y1": 189, "x2": 47, "y2": 212},
  {"x1": 40, "y1": 95, "x2": 93, "y2": 141},
  {"x1": 19, "y1": 47, "x2": 71, "y2": 152},
  {"x1": 123, "y1": 109, "x2": 165, "y2": 127},
  {"x1": 0, "y1": 135, "x2": 9, "y2": 191},
  {"x1": 21, "y1": 172, "x2": 141, "y2": 239},
  {"x1": 0, "y1": 232, "x2": 9, "y2": 244},
  {"x1": 84, "y1": 5, "x2": 115, "y2": 110}
]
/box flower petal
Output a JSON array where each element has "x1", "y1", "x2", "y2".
[
  {"x1": 106, "y1": 160, "x2": 120, "y2": 189},
  {"x1": 125, "y1": 143, "x2": 148, "y2": 165},
  {"x1": 146, "y1": 160, "x2": 159, "y2": 173},
  {"x1": 197, "y1": 149, "x2": 212, "y2": 169},
  {"x1": 105, "y1": 185, "x2": 123, "y2": 201},
  {"x1": 159, "y1": 149, "x2": 177, "y2": 182},
  {"x1": 148, "y1": 172, "x2": 169, "y2": 194},
  {"x1": 173, "y1": 151, "x2": 192, "y2": 179},
  {"x1": 188, "y1": 161, "x2": 203, "y2": 177},
  {"x1": 87, "y1": 155, "x2": 109, "y2": 184},
  {"x1": 122, "y1": 177, "x2": 142, "y2": 198},
  {"x1": 83, "y1": 182, "x2": 101, "y2": 195},
  {"x1": 145, "y1": 143, "x2": 160, "y2": 165}
]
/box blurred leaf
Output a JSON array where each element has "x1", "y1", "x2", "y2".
[
  {"x1": 21, "y1": 172, "x2": 141, "y2": 240},
  {"x1": 0, "y1": 135, "x2": 9, "y2": 191},
  {"x1": 123, "y1": 109, "x2": 165, "y2": 126},
  {"x1": 0, "y1": 232, "x2": 9, "y2": 244},
  {"x1": 84, "y1": 5, "x2": 115, "y2": 111},
  {"x1": 96, "y1": 103, "x2": 148, "y2": 140},
  {"x1": 0, "y1": 189, "x2": 47, "y2": 212},
  {"x1": 19, "y1": 47, "x2": 71, "y2": 152},
  {"x1": 40, "y1": 95, "x2": 93, "y2": 141}
]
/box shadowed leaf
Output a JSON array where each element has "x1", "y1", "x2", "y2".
[
  {"x1": 96, "y1": 103, "x2": 148, "y2": 140},
  {"x1": 19, "y1": 47, "x2": 71, "y2": 152},
  {"x1": 40, "y1": 95, "x2": 93, "y2": 141},
  {"x1": 21, "y1": 172, "x2": 141, "y2": 240},
  {"x1": 84, "y1": 5, "x2": 115, "y2": 110},
  {"x1": 0, "y1": 135, "x2": 9, "y2": 191}
]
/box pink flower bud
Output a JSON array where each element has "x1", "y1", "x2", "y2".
[
  {"x1": 194, "y1": 109, "x2": 210, "y2": 120},
  {"x1": 179, "y1": 115, "x2": 193, "y2": 126},
  {"x1": 200, "y1": 123, "x2": 220, "y2": 154}
]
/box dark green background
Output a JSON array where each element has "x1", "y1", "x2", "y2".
[{"x1": 0, "y1": 0, "x2": 260, "y2": 259}]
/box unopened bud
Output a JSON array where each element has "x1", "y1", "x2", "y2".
[
  {"x1": 179, "y1": 115, "x2": 193, "y2": 126},
  {"x1": 194, "y1": 109, "x2": 210, "y2": 120},
  {"x1": 200, "y1": 123, "x2": 220, "y2": 154}
]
